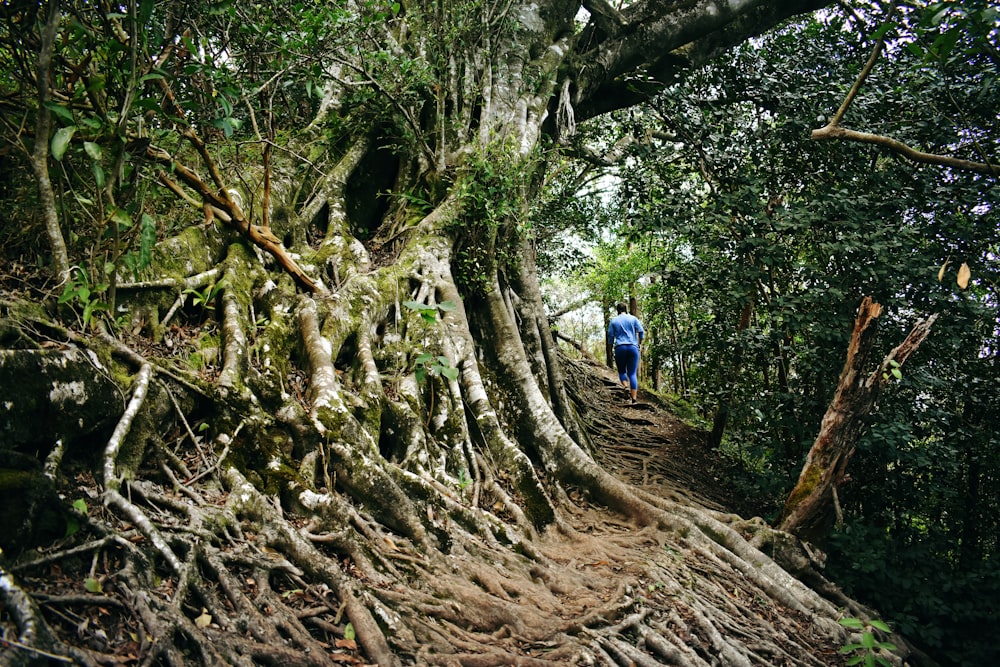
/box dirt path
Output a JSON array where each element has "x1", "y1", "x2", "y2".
[
  {"x1": 2, "y1": 354, "x2": 848, "y2": 666},
  {"x1": 565, "y1": 356, "x2": 747, "y2": 516}
]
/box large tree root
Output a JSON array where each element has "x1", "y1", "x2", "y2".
[{"x1": 1, "y1": 218, "x2": 913, "y2": 667}]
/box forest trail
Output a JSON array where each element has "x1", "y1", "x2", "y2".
[
  {"x1": 1, "y1": 351, "x2": 847, "y2": 666},
  {"x1": 565, "y1": 356, "x2": 748, "y2": 517}
]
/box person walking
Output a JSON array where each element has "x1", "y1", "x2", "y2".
[{"x1": 607, "y1": 302, "x2": 645, "y2": 404}]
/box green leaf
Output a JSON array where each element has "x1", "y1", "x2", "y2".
[
  {"x1": 111, "y1": 208, "x2": 133, "y2": 228},
  {"x1": 64, "y1": 516, "x2": 80, "y2": 538},
  {"x1": 139, "y1": 0, "x2": 155, "y2": 25},
  {"x1": 437, "y1": 300, "x2": 457, "y2": 312},
  {"x1": 441, "y1": 366, "x2": 460, "y2": 380},
  {"x1": 415, "y1": 353, "x2": 433, "y2": 365},
  {"x1": 83, "y1": 141, "x2": 103, "y2": 161},
  {"x1": 139, "y1": 213, "x2": 156, "y2": 269},
  {"x1": 344, "y1": 623, "x2": 355, "y2": 640},
  {"x1": 839, "y1": 617, "x2": 865, "y2": 630},
  {"x1": 44, "y1": 102, "x2": 75, "y2": 124},
  {"x1": 84, "y1": 577, "x2": 102, "y2": 593},
  {"x1": 51, "y1": 126, "x2": 77, "y2": 160},
  {"x1": 93, "y1": 162, "x2": 106, "y2": 188},
  {"x1": 73, "y1": 498, "x2": 88, "y2": 514}
]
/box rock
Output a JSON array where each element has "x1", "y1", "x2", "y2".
[{"x1": 0, "y1": 346, "x2": 121, "y2": 449}]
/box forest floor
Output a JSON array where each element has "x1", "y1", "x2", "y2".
[
  {"x1": 3, "y1": 349, "x2": 849, "y2": 666},
  {"x1": 566, "y1": 356, "x2": 756, "y2": 518}
]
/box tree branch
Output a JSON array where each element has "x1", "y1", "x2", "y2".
[
  {"x1": 811, "y1": 2, "x2": 998, "y2": 175},
  {"x1": 812, "y1": 124, "x2": 998, "y2": 175}
]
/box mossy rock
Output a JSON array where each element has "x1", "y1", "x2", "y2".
[
  {"x1": 0, "y1": 466, "x2": 67, "y2": 557},
  {"x1": 0, "y1": 347, "x2": 121, "y2": 450}
]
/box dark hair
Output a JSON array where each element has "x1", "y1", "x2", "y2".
[{"x1": 615, "y1": 302, "x2": 627, "y2": 313}]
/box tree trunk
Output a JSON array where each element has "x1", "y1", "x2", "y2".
[
  {"x1": 778, "y1": 297, "x2": 937, "y2": 544},
  {"x1": 30, "y1": 0, "x2": 70, "y2": 284}
]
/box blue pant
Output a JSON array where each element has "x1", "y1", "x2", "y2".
[{"x1": 614, "y1": 344, "x2": 640, "y2": 390}]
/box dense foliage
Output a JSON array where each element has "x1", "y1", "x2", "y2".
[{"x1": 572, "y1": 3, "x2": 998, "y2": 665}]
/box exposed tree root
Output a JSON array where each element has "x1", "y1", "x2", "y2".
[{"x1": 1, "y1": 234, "x2": 916, "y2": 666}]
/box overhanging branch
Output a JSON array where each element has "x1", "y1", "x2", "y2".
[{"x1": 810, "y1": 2, "x2": 997, "y2": 176}]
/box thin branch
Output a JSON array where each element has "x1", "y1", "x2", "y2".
[
  {"x1": 811, "y1": 2, "x2": 997, "y2": 175},
  {"x1": 812, "y1": 124, "x2": 997, "y2": 175}
]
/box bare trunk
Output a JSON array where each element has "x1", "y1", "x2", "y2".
[
  {"x1": 31, "y1": 0, "x2": 70, "y2": 284},
  {"x1": 778, "y1": 297, "x2": 937, "y2": 544}
]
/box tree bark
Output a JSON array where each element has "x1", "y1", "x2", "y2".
[
  {"x1": 30, "y1": 0, "x2": 70, "y2": 284},
  {"x1": 778, "y1": 297, "x2": 937, "y2": 544}
]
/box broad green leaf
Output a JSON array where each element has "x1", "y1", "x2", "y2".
[
  {"x1": 441, "y1": 366, "x2": 460, "y2": 380},
  {"x1": 140, "y1": 213, "x2": 156, "y2": 269},
  {"x1": 111, "y1": 208, "x2": 133, "y2": 228},
  {"x1": 437, "y1": 300, "x2": 457, "y2": 312},
  {"x1": 870, "y1": 618, "x2": 892, "y2": 632},
  {"x1": 44, "y1": 102, "x2": 75, "y2": 124},
  {"x1": 84, "y1": 141, "x2": 102, "y2": 161},
  {"x1": 139, "y1": 0, "x2": 155, "y2": 25},
  {"x1": 51, "y1": 126, "x2": 77, "y2": 160},
  {"x1": 84, "y1": 577, "x2": 102, "y2": 593},
  {"x1": 93, "y1": 163, "x2": 106, "y2": 188},
  {"x1": 72, "y1": 498, "x2": 88, "y2": 514},
  {"x1": 839, "y1": 618, "x2": 865, "y2": 630},
  {"x1": 344, "y1": 623, "x2": 356, "y2": 640}
]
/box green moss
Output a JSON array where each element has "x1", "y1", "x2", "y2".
[{"x1": 784, "y1": 464, "x2": 822, "y2": 511}]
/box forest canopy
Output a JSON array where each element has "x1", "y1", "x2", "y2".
[{"x1": 0, "y1": 1, "x2": 997, "y2": 666}]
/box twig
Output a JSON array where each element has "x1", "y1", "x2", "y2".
[
  {"x1": 162, "y1": 381, "x2": 212, "y2": 472},
  {"x1": 0, "y1": 638, "x2": 75, "y2": 663}
]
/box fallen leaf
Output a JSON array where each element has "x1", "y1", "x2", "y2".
[
  {"x1": 194, "y1": 608, "x2": 212, "y2": 628},
  {"x1": 335, "y1": 638, "x2": 358, "y2": 651},
  {"x1": 937, "y1": 258, "x2": 949, "y2": 282}
]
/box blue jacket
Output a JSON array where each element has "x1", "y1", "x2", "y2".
[{"x1": 608, "y1": 313, "x2": 645, "y2": 348}]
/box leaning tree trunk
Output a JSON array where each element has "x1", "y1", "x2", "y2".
[{"x1": 778, "y1": 297, "x2": 937, "y2": 544}]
